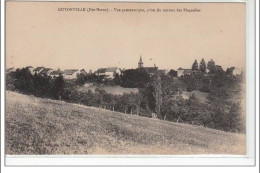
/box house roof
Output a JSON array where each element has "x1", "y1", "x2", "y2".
[
  {"x1": 33, "y1": 67, "x2": 45, "y2": 72},
  {"x1": 96, "y1": 68, "x2": 106, "y2": 74},
  {"x1": 63, "y1": 69, "x2": 78, "y2": 75},
  {"x1": 50, "y1": 70, "x2": 63, "y2": 76},
  {"x1": 39, "y1": 68, "x2": 53, "y2": 74},
  {"x1": 105, "y1": 67, "x2": 118, "y2": 72},
  {"x1": 143, "y1": 67, "x2": 158, "y2": 73},
  {"x1": 157, "y1": 69, "x2": 167, "y2": 74},
  {"x1": 6, "y1": 67, "x2": 14, "y2": 73},
  {"x1": 80, "y1": 69, "x2": 86, "y2": 72},
  {"x1": 96, "y1": 67, "x2": 119, "y2": 73},
  {"x1": 178, "y1": 67, "x2": 191, "y2": 71}
]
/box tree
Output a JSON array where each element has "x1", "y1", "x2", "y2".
[
  {"x1": 33, "y1": 73, "x2": 52, "y2": 97},
  {"x1": 52, "y1": 74, "x2": 65, "y2": 100},
  {"x1": 76, "y1": 73, "x2": 86, "y2": 86},
  {"x1": 113, "y1": 72, "x2": 121, "y2": 85},
  {"x1": 153, "y1": 73, "x2": 163, "y2": 118},
  {"x1": 226, "y1": 67, "x2": 235, "y2": 76},
  {"x1": 192, "y1": 60, "x2": 199, "y2": 71},
  {"x1": 228, "y1": 102, "x2": 242, "y2": 132},
  {"x1": 6, "y1": 72, "x2": 16, "y2": 91},
  {"x1": 207, "y1": 59, "x2": 216, "y2": 73},
  {"x1": 120, "y1": 68, "x2": 150, "y2": 88},
  {"x1": 168, "y1": 69, "x2": 177, "y2": 77},
  {"x1": 199, "y1": 58, "x2": 207, "y2": 73},
  {"x1": 14, "y1": 68, "x2": 34, "y2": 94},
  {"x1": 161, "y1": 95, "x2": 187, "y2": 122}
]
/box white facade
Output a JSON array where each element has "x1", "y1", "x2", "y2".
[
  {"x1": 233, "y1": 68, "x2": 242, "y2": 75},
  {"x1": 177, "y1": 69, "x2": 184, "y2": 77},
  {"x1": 63, "y1": 70, "x2": 80, "y2": 79},
  {"x1": 106, "y1": 68, "x2": 121, "y2": 79}
]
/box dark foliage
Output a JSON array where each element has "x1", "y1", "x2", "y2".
[
  {"x1": 168, "y1": 69, "x2": 177, "y2": 77},
  {"x1": 76, "y1": 73, "x2": 86, "y2": 86},
  {"x1": 33, "y1": 73, "x2": 52, "y2": 97},
  {"x1": 207, "y1": 59, "x2": 216, "y2": 73},
  {"x1": 120, "y1": 68, "x2": 151, "y2": 88},
  {"x1": 199, "y1": 58, "x2": 207, "y2": 73},
  {"x1": 192, "y1": 60, "x2": 199, "y2": 71},
  {"x1": 13, "y1": 68, "x2": 34, "y2": 94}
]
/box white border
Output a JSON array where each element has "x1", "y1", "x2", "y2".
[{"x1": 1, "y1": 0, "x2": 257, "y2": 167}]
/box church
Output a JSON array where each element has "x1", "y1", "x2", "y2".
[{"x1": 137, "y1": 55, "x2": 158, "y2": 77}]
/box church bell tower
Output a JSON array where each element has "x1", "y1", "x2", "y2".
[{"x1": 138, "y1": 55, "x2": 143, "y2": 68}]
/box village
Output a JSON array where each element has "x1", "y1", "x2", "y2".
[{"x1": 6, "y1": 55, "x2": 242, "y2": 80}]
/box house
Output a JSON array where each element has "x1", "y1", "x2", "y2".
[
  {"x1": 177, "y1": 67, "x2": 192, "y2": 77},
  {"x1": 226, "y1": 67, "x2": 242, "y2": 76},
  {"x1": 143, "y1": 67, "x2": 158, "y2": 77},
  {"x1": 6, "y1": 67, "x2": 16, "y2": 74},
  {"x1": 233, "y1": 67, "x2": 242, "y2": 76},
  {"x1": 158, "y1": 69, "x2": 169, "y2": 75},
  {"x1": 96, "y1": 68, "x2": 106, "y2": 76},
  {"x1": 25, "y1": 66, "x2": 34, "y2": 74},
  {"x1": 39, "y1": 68, "x2": 53, "y2": 76},
  {"x1": 96, "y1": 67, "x2": 121, "y2": 79},
  {"x1": 50, "y1": 69, "x2": 63, "y2": 78},
  {"x1": 63, "y1": 69, "x2": 79, "y2": 79},
  {"x1": 33, "y1": 67, "x2": 45, "y2": 74},
  {"x1": 79, "y1": 69, "x2": 87, "y2": 76}
]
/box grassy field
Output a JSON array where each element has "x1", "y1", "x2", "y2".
[
  {"x1": 6, "y1": 91, "x2": 246, "y2": 155},
  {"x1": 77, "y1": 84, "x2": 138, "y2": 95}
]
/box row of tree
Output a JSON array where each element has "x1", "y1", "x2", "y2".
[
  {"x1": 191, "y1": 58, "x2": 230, "y2": 74},
  {"x1": 191, "y1": 58, "x2": 207, "y2": 72},
  {"x1": 6, "y1": 68, "x2": 65, "y2": 100}
]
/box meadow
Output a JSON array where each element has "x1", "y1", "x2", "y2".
[{"x1": 6, "y1": 91, "x2": 246, "y2": 155}]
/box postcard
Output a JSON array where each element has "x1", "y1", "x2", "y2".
[{"x1": 4, "y1": 0, "x2": 255, "y2": 166}]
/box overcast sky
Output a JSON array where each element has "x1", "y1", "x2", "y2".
[{"x1": 6, "y1": 2, "x2": 246, "y2": 71}]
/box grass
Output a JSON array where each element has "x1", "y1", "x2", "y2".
[{"x1": 6, "y1": 91, "x2": 246, "y2": 155}]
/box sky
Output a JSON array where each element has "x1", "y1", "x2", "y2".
[{"x1": 6, "y1": 2, "x2": 246, "y2": 71}]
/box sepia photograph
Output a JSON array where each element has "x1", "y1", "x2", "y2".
[{"x1": 5, "y1": 1, "x2": 247, "y2": 157}]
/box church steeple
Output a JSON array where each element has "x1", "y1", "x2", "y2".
[{"x1": 138, "y1": 55, "x2": 143, "y2": 68}]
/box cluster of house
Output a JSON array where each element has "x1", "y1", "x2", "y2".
[
  {"x1": 6, "y1": 55, "x2": 242, "y2": 80},
  {"x1": 6, "y1": 66, "x2": 89, "y2": 79},
  {"x1": 6, "y1": 66, "x2": 123, "y2": 80}
]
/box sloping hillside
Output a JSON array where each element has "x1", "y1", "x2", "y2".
[{"x1": 6, "y1": 91, "x2": 246, "y2": 155}]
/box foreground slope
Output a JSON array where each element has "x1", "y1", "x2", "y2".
[{"x1": 6, "y1": 91, "x2": 246, "y2": 155}]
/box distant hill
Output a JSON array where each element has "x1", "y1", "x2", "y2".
[{"x1": 6, "y1": 91, "x2": 246, "y2": 155}]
